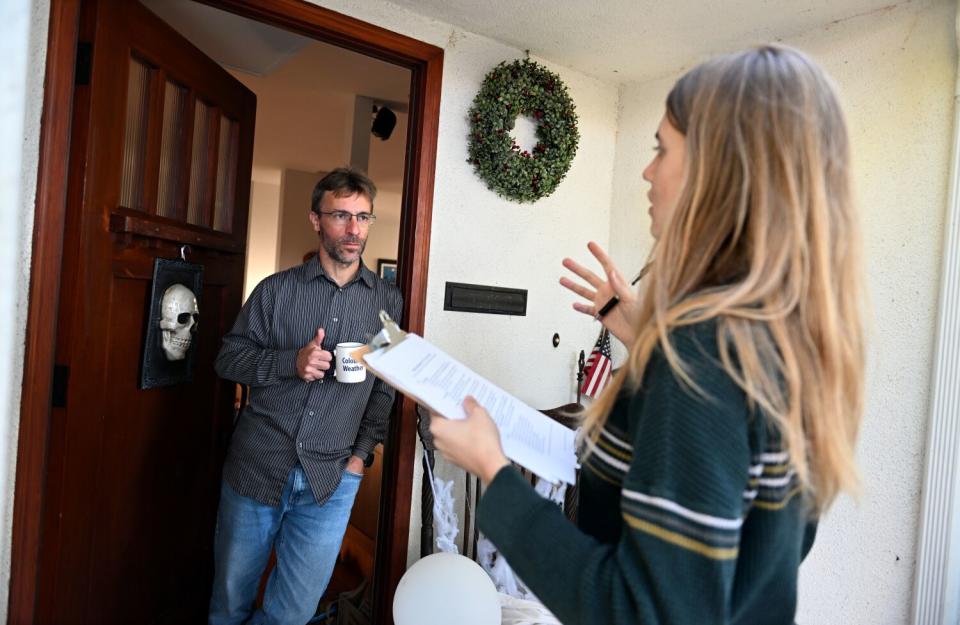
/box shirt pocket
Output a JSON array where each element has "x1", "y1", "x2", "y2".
[{"x1": 342, "y1": 309, "x2": 384, "y2": 345}]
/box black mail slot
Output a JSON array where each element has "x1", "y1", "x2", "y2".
[{"x1": 444, "y1": 282, "x2": 527, "y2": 316}]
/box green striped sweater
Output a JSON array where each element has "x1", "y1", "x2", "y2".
[{"x1": 477, "y1": 321, "x2": 817, "y2": 624}]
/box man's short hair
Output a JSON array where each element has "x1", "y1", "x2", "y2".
[{"x1": 311, "y1": 168, "x2": 377, "y2": 214}]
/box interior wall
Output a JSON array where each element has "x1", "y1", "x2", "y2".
[
  {"x1": 366, "y1": 190, "x2": 402, "y2": 271},
  {"x1": 231, "y1": 72, "x2": 354, "y2": 183},
  {"x1": 244, "y1": 179, "x2": 281, "y2": 298},
  {"x1": 366, "y1": 108, "x2": 407, "y2": 272},
  {"x1": 367, "y1": 105, "x2": 409, "y2": 198},
  {"x1": 277, "y1": 168, "x2": 323, "y2": 271},
  {"x1": 610, "y1": 1, "x2": 957, "y2": 621}
]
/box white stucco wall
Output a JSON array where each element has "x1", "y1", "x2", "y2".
[
  {"x1": 609, "y1": 1, "x2": 958, "y2": 621},
  {"x1": 0, "y1": 0, "x2": 50, "y2": 619},
  {"x1": 793, "y1": 3, "x2": 955, "y2": 621}
]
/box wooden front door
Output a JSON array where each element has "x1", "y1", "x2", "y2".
[{"x1": 35, "y1": 1, "x2": 256, "y2": 623}]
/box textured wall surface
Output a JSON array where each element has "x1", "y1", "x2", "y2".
[
  {"x1": 606, "y1": 73, "x2": 677, "y2": 365},
  {"x1": 610, "y1": 1, "x2": 957, "y2": 621},
  {"x1": 793, "y1": 3, "x2": 956, "y2": 621}
]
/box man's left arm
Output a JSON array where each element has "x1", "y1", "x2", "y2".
[{"x1": 351, "y1": 289, "x2": 403, "y2": 467}]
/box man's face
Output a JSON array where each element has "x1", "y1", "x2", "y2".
[{"x1": 309, "y1": 192, "x2": 371, "y2": 267}]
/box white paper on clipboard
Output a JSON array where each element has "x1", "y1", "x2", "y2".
[{"x1": 355, "y1": 318, "x2": 578, "y2": 485}]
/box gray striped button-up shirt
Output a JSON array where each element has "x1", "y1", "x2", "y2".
[{"x1": 215, "y1": 257, "x2": 403, "y2": 506}]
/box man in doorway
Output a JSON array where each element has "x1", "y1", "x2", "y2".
[{"x1": 209, "y1": 168, "x2": 403, "y2": 625}]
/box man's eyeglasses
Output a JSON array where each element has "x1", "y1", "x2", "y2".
[{"x1": 316, "y1": 210, "x2": 377, "y2": 226}]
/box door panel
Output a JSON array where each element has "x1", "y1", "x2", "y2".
[{"x1": 36, "y1": 1, "x2": 256, "y2": 623}]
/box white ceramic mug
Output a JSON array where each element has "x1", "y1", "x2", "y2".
[{"x1": 334, "y1": 342, "x2": 366, "y2": 383}]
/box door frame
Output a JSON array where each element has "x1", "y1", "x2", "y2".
[{"x1": 9, "y1": 1, "x2": 442, "y2": 623}]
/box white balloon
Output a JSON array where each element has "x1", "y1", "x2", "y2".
[{"x1": 393, "y1": 553, "x2": 501, "y2": 625}]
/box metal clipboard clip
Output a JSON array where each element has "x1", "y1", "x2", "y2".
[{"x1": 366, "y1": 310, "x2": 407, "y2": 353}]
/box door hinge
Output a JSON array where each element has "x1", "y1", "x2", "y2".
[
  {"x1": 75, "y1": 42, "x2": 92, "y2": 86},
  {"x1": 52, "y1": 364, "x2": 69, "y2": 408}
]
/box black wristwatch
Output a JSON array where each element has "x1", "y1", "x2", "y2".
[{"x1": 363, "y1": 451, "x2": 376, "y2": 468}]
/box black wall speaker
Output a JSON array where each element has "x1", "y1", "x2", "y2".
[{"x1": 371, "y1": 106, "x2": 397, "y2": 140}]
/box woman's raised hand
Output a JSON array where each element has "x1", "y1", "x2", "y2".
[{"x1": 560, "y1": 241, "x2": 640, "y2": 345}]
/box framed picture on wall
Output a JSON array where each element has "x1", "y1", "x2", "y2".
[{"x1": 377, "y1": 259, "x2": 397, "y2": 285}]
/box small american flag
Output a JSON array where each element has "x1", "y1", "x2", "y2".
[{"x1": 581, "y1": 328, "x2": 612, "y2": 398}]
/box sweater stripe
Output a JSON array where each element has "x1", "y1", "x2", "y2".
[
  {"x1": 759, "y1": 451, "x2": 789, "y2": 463},
  {"x1": 746, "y1": 448, "x2": 801, "y2": 511},
  {"x1": 623, "y1": 513, "x2": 740, "y2": 560},
  {"x1": 596, "y1": 436, "x2": 632, "y2": 461},
  {"x1": 582, "y1": 455, "x2": 624, "y2": 489},
  {"x1": 582, "y1": 424, "x2": 635, "y2": 485},
  {"x1": 622, "y1": 488, "x2": 744, "y2": 530},
  {"x1": 753, "y1": 485, "x2": 803, "y2": 510},
  {"x1": 623, "y1": 503, "x2": 742, "y2": 547},
  {"x1": 600, "y1": 427, "x2": 633, "y2": 451},
  {"x1": 591, "y1": 446, "x2": 631, "y2": 472},
  {"x1": 758, "y1": 472, "x2": 796, "y2": 488}
]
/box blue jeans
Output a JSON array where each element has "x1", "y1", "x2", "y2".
[{"x1": 208, "y1": 465, "x2": 362, "y2": 625}]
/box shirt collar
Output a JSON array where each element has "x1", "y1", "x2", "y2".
[{"x1": 304, "y1": 255, "x2": 375, "y2": 288}]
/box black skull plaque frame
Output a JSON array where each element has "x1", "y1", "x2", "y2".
[{"x1": 140, "y1": 258, "x2": 204, "y2": 389}]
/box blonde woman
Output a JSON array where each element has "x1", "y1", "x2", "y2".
[{"x1": 430, "y1": 45, "x2": 864, "y2": 624}]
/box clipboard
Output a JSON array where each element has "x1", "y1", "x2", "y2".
[
  {"x1": 349, "y1": 311, "x2": 441, "y2": 422},
  {"x1": 350, "y1": 312, "x2": 411, "y2": 397},
  {"x1": 350, "y1": 310, "x2": 407, "y2": 361},
  {"x1": 350, "y1": 311, "x2": 578, "y2": 485}
]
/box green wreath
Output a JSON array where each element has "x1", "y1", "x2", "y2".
[{"x1": 467, "y1": 59, "x2": 580, "y2": 203}]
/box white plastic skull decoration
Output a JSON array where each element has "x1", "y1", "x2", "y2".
[{"x1": 159, "y1": 284, "x2": 199, "y2": 361}]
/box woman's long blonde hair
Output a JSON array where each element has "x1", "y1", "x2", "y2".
[{"x1": 585, "y1": 45, "x2": 864, "y2": 514}]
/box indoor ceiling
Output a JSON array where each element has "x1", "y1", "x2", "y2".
[
  {"x1": 386, "y1": 0, "x2": 937, "y2": 82},
  {"x1": 139, "y1": 0, "x2": 408, "y2": 101},
  {"x1": 141, "y1": 0, "x2": 313, "y2": 76},
  {"x1": 140, "y1": 0, "x2": 410, "y2": 103},
  {"x1": 139, "y1": 0, "x2": 411, "y2": 189}
]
